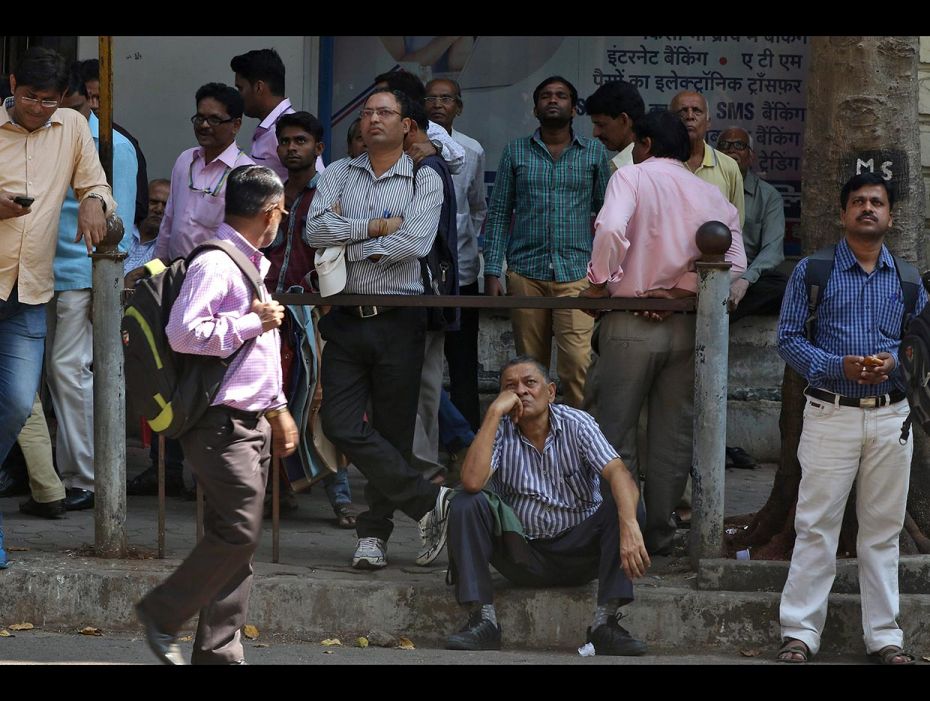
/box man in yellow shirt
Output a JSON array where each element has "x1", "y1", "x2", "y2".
[{"x1": 0, "y1": 47, "x2": 114, "y2": 523}]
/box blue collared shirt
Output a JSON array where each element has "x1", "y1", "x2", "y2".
[
  {"x1": 54, "y1": 111, "x2": 137, "y2": 291},
  {"x1": 489, "y1": 404, "x2": 619, "y2": 539},
  {"x1": 778, "y1": 238, "x2": 928, "y2": 397}
]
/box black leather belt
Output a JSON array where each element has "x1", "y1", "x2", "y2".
[
  {"x1": 212, "y1": 405, "x2": 266, "y2": 421},
  {"x1": 805, "y1": 387, "x2": 906, "y2": 409},
  {"x1": 339, "y1": 305, "x2": 394, "y2": 318}
]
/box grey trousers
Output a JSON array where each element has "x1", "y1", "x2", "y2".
[
  {"x1": 139, "y1": 407, "x2": 271, "y2": 664},
  {"x1": 583, "y1": 312, "x2": 695, "y2": 554},
  {"x1": 411, "y1": 330, "x2": 446, "y2": 480}
]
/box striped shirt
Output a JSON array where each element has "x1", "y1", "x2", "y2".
[
  {"x1": 483, "y1": 129, "x2": 611, "y2": 282},
  {"x1": 489, "y1": 404, "x2": 619, "y2": 539},
  {"x1": 304, "y1": 152, "x2": 442, "y2": 295},
  {"x1": 778, "y1": 237, "x2": 928, "y2": 397},
  {"x1": 166, "y1": 222, "x2": 285, "y2": 412}
]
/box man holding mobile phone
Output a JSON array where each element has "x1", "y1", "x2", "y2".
[{"x1": 0, "y1": 47, "x2": 114, "y2": 550}]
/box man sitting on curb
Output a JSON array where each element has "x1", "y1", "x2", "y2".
[{"x1": 444, "y1": 356, "x2": 650, "y2": 654}]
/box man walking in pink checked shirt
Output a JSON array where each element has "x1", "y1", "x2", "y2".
[{"x1": 134, "y1": 165, "x2": 298, "y2": 665}]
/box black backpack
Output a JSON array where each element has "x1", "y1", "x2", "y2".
[
  {"x1": 414, "y1": 156, "x2": 459, "y2": 331},
  {"x1": 121, "y1": 239, "x2": 265, "y2": 439},
  {"x1": 804, "y1": 244, "x2": 923, "y2": 440}
]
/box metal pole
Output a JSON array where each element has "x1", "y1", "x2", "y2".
[
  {"x1": 92, "y1": 35, "x2": 127, "y2": 558},
  {"x1": 690, "y1": 222, "x2": 733, "y2": 569}
]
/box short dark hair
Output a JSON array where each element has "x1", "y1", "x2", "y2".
[
  {"x1": 366, "y1": 87, "x2": 413, "y2": 120},
  {"x1": 425, "y1": 77, "x2": 463, "y2": 104},
  {"x1": 632, "y1": 110, "x2": 690, "y2": 162},
  {"x1": 499, "y1": 355, "x2": 552, "y2": 385},
  {"x1": 79, "y1": 58, "x2": 100, "y2": 83},
  {"x1": 374, "y1": 69, "x2": 425, "y2": 103},
  {"x1": 407, "y1": 99, "x2": 429, "y2": 131},
  {"x1": 230, "y1": 49, "x2": 286, "y2": 96},
  {"x1": 276, "y1": 110, "x2": 324, "y2": 142},
  {"x1": 532, "y1": 75, "x2": 578, "y2": 107},
  {"x1": 586, "y1": 81, "x2": 644, "y2": 121},
  {"x1": 225, "y1": 165, "x2": 284, "y2": 218},
  {"x1": 13, "y1": 47, "x2": 69, "y2": 93},
  {"x1": 840, "y1": 172, "x2": 895, "y2": 210},
  {"x1": 65, "y1": 61, "x2": 87, "y2": 98},
  {"x1": 149, "y1": 178, "x2": 171, "y2": 189},
  {"x1": 346, "y1": 117, "x2": 362, "y2": 147},
  {"x1": 195, "y1": 82, "x2": 244, "y2": 120}
]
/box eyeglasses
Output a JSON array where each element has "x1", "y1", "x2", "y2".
[
  {"x1": 359, "y1": 108, "x2": 401, "y2": 120},
  {"x1": 191, "y1": 114, "x2": 235, "y2": 127},
  {"x1": 18, "y1": 95, "x2": 60, "y2": 109},
  {"x1": 717, "y1": 140, "x2": 750, "y2": 152},
  {"x1": 424, "y1": 95, "x2": 459, "y2": 105}
]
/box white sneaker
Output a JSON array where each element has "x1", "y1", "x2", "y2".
[
  {"x1": 352, "y1": 537, "x2": 387, "y2": 569},
  {"x1": 416, "y1": 486, "x2": 452, "y2": 566}
]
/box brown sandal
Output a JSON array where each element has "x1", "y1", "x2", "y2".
[
  {"x1": 333, "y1": 504, "x2": 357, "y2": 530},
  {"x1": 871, "y1": 645, "x2": 916, "y2": 665},
  {"x1": 776, "y1": 638, "x2": 810, "y2": 663}
]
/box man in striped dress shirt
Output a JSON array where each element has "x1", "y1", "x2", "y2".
[
  {"x1": 445, "y1": 357, "x2": 650, "y2": 654},
  {"x1": 134, "y1": 165, "x2": 298, "y2": 665},
  {"x1": 775, "y1": 173, "x2": 924, "y2": 665},
  {"x1": 305, "y1": 88, "x2": 453, "y2": 571}
]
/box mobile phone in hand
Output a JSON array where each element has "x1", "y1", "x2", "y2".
[{"x1": 13, "y1": 195, "x2": 34, "y2": 208}]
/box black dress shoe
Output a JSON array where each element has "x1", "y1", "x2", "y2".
[
  {"x1": 135, "y1": 602, "x2": 186, "y2": 665},
  {"x1": 725, "y1": 446, "x2": 758, "y2": 469},
  {"x1": 127, "y1": 466, "x2": 184, "y2": 497},
  {"x1": 64, "y1": 488, "x2": 95, "y2": 511},
  {"x1": 446, "y1": 612, "x2": 502, "y2": 651},
  {"x1": 19, "y1": 497, "x2": 67, "y2": 519},
  {"x1": 587, "y1": 616, "x2": 648, "y2": 656}
]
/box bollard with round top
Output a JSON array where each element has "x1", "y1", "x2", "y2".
[
  {"x1": 695, "y1": 220, "x2": 733, "y2": 261},
  {"x1": 93, "y1": 214, "x2": 126, "y2": 256}
]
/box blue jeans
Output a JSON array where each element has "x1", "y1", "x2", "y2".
[
  {"x1": 438, "y1": 389, "x2": 475, "y2": 454},
  {"x1": 0, "y1": 286, "x2": 46, "y2": 465},
  {"x1": 0, "y1": 286, "x2": 46, "y2": 570},
  {"x1": 323, "y1": 467, "x2": 351, "y2": 508}
]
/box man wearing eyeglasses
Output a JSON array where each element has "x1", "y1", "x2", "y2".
[
  {"x1": 669, "y1": 91, "x2": 744, "y2": 227},
  {"x1": 305, "y1": 88, "x2": 452, "y2": 572},
  {"x1": 425, "y1": 78, "x2": 487, "y2": 434},
  {"x1": 0, "y1": 47, "x2": 114, "y2": 558},
  {"x1": 716, "y1": 126, "x2": 788, "y2": 322},
  {"x1": 154, "y1": 83, "x2": 254, "y2": 263}
]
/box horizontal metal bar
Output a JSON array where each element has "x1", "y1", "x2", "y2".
[{"x1": 273, "y1": 293, "x2": 696, "y2": 311}]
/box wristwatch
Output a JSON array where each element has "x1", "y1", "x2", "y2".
[{"x1": 85, "y1": 192, "x2": 108, "y2": 213}]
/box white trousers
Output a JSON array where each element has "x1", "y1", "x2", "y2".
[
  {"x1": 45, "y1": 290, "x2": 95, "y2": 492},
  {"x1": 779, "y1": 396, "x2": 912, "y2": 655}
]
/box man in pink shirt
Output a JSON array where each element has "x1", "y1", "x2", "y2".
[
  {"x1": 154, "y1": 83, "x2": 255, "y2": 262},
  {"x1": 134, "y1": 165, "x2": 298, "y2": 665},
  {"x1": 581, "y1": 110, "x2": 746, "y2": 556},
  {"x1": 231, "y1": 48, "x2": 324, "y2": 181}
]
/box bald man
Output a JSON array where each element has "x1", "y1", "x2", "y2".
[{"x1": 669, "y1": 91, "x2": 744, "y2": 227}]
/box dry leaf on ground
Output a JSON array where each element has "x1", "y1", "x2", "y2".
[
  {"x1": 739, "y1": 649, "x2": 761, "y2": 657},
  {"x1": 0, "y1": 630, "x2": 12, "y2": 637},
  {"x1": 323, "y1": 650, "x2": 334, "y2": 655},
  {"x1": 79, "y1": 627, "x2": 103, "y2": 636},
  {"x1": 396, "y1": 637, "x2": 416, "y2": 650},
  {"x1": 242, "y1": 625, "x2": 260, "y2": 640},
  {"x1": 179, "y1": 635, "x2": 193, "y2": 642},
  {"x1": 9, "y1": 623, "x2": 34, "y2": 631},
  {"x1": 7, "y1": 547, "x2": 29, "y2": 552},
  {"x1": 355, "y1": 636, "x2": 369, "y2": 648},
  {"x1": 321, "y1": 638, "x2": 342, "y2": 646},
  {"x1": 253, "y1": 643, "x2": 269, "y2": 648}
]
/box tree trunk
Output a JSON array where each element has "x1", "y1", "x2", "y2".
[{"x1": 726, "y1": 36, "x2": 929, "y2": 558}]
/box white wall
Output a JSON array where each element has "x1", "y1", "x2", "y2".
[{"x1": 77, "y1": 36, "x2": 318, "y2": 180}]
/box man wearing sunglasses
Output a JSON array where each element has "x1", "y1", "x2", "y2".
[
  {"x1": 0, "y1": 47, "x2": 114, "y2": 561},
  {"x1": 153, "y1": 82, "x2": 254, "y2": 263},
  {"x1": 716, "y1": 126, "x2": 788, "y2": 322}
]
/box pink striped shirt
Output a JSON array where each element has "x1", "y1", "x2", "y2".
[
  {"x1": 154, "y1": 142, "x2": 255, "y2": 261},
  {"x1": 588, "y1": 156, "x2": 746, "y2": 296},
  {"x1": 166, "y1": 222, "x2": 285, "y2": 412}
]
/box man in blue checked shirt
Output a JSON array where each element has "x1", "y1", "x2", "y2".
[
  {"x1": 444, "y1": 356, "x2": 649, "y2": 655},
  {"x1": 775, "y1": 173, "x2": 925, "y2": 666}
]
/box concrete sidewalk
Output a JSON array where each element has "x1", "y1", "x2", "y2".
[{"x1": 1, "y1": 441, "x2": 929, "y2": 658}]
